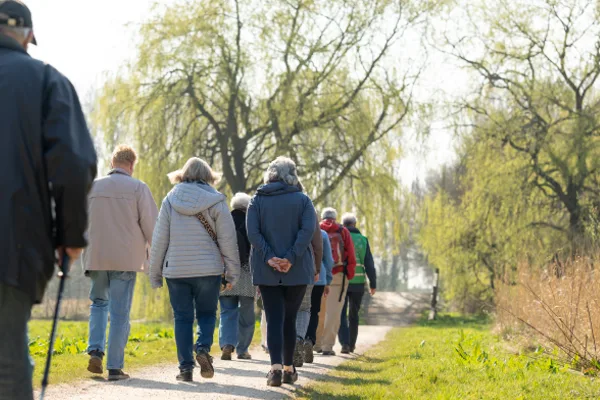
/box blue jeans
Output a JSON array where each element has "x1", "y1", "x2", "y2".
[
  {"x1": 167, "y1": 275, "x2": 221, "y2": 370},
  {"x1": 296, "y1": 310, "x2": 311, "y2": 341},
  {"x1": 86, "y1": 271, "x2": 137, "y2": 370},
  {"x1": 0, "y1": 283, "x2": 33, "y2": 400},
  {"x1": 219, "y1": 295, "x2": 255, "y2": 355}
]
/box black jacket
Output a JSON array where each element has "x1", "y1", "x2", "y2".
[
  {"x1": 347, "y1": 226, "x2": 377, "y2": 292},
  {"x1": 0, "y1": 35, "x2": 97, "y2": 303},
  {"x1": 231, "y1": 209, "x2": 250, "y2": 266}
]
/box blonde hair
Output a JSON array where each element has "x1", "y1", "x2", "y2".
[
  {"x1": 168, "y1": 157, "x2": 221, "y2": 185},
  {"x1": 111, "y1": 144, "x2": 137, "y2": 166}
]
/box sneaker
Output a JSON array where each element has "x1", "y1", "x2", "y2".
[
  {"x1": 267, "y1": 370, "x2": 283, "y2": 387},
  {"x1": 176, "y1": 369, "x2": 193, "y2": 382},
  {"x1": 293, "y1": 340, "x2": 304, "y2": 368},
  {"x1": 322, "y1": 350, "x2": 336, "y2": 356},
  {"x1": 87, "y1": 350, "x2": 104, "y2": 374},
  {"x1": 283, "y1": 367, "x2": 298, "y2": 385},
  {"x1": 108, "y1": 369, "x2": 130, "y2": 381},
  {"x1": 237, "y1": 352, "x2": 252, "y2": 360},
  {"x1": 341, "y1": 345, "x2": 351, "y2": 354},
  {"x1": 196, "y1": 351, "x2": 215, "y2": 379},
  {"x1": 303, "y1": 340, "x2": 314, "y2": 364},
  {"x1": 221, "y1": 345, "x2": 234, "y2": 361}
]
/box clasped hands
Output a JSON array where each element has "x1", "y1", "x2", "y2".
[{"x1": 268, "y1": 257, "x2": 292, "y2": 273}]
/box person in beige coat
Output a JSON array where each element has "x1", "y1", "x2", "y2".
[{"x1": 83, "y1": 145, "x2": 158, "y2": 381}]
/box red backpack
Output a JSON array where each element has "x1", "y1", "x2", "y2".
[{"x1": 327, "y1": 226, "x2": 345, "y2": 267}]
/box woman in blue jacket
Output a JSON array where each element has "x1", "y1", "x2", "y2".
[{"x1": 247, "y1": 157, "x2": 317, "y2": 387}]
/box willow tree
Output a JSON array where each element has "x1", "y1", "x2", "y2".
[
  {"x1": 94, "y1": 0, "x2": 435, "y2": 203},
  {"x1": 447, "y1": 0, "x2": 600, "y2": 243}
]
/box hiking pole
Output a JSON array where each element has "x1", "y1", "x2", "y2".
[{"x1": 40, "y1": 252, "x2": 70, "y2": 400}]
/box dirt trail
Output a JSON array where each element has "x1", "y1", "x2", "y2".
[{"x1": 38, "y1": 326, "x2": 391, "y2": 400}]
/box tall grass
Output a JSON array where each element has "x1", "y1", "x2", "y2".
[{"x1": 496, "y1": 256, "x2": 600, "y2": 373}]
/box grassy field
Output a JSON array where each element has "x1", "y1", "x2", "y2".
[
  {"x1": 29, "y1": 319, "x2": 263, "y2": 388},
  {"x1": 298, "y1": 315, "x2": 600, "y2": 400}
]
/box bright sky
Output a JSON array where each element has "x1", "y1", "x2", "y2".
[{"x1": 26, "y1": 0, "x2": 466, "y2": 186}]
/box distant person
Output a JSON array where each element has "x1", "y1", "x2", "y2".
[
  {"x1": 0, "y1": 2, "x2": 97, "y2": 398},
  {"x1": 149, "y1": 158, "x2": 240, "y2": 382},
  {"x1": 320, "y1": 208, "x2": 356, "y2": 356},
  {"x1": 83, "y1": 145, "x2": 157, "y2": 381},
  {"x1": 305, "y1": 229, "x2": 334, "y2": 354},
  {"x1": 247, "y1": 157, "x2": 317, "y2": 387},
  {"x1": 219, "y1": 193, "x2": 255, "y2": 361},
  {"x1": 338, "y1": 213, "x2": 377, "y2": 354},
  {"x1": 294, "y1": 216, "x2": 323, "y2": 367}
]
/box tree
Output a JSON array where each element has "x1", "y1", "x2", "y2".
[
  {"x1": 94, "y1": 0, "x2": 436, "y2": 202},
  {"x1": 446, "y1": 0, "x2": 600, "y2": 243}
]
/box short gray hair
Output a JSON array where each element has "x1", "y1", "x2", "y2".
[
  {"x1": 321, "y1": 207, "x2": 337, "y2": 220},
  {"x1": 168, "y1": 157, "x2": 221, "y2": 185},
  {"x1": 231, "y1": 192, "x2": 251, "y2": 211},
  {"x1": 264, "y1": 156, "x2": 303, "y2": 189},
  {"x1": 342, "y1": 213, "x2": 357, "y2": 226}
]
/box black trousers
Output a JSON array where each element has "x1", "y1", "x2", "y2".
[
  {"x1": 305, "y1": 285, "x2": 325, "y2": 345},
  {"x1": 259, "y1": 285, "x2": 307, "y2": 366},
  {"x1": 338, "y1": 291, "x2": 365, "y2": 348}
]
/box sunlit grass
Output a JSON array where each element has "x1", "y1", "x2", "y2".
[{"x1": 298, "y1": 315, "x2": 600, "y2": 399}]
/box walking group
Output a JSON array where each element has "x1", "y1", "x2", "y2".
[
  {"x1": 83, "y1": 149, "x2": 377, "y2": 387},
  {"x1": 0, "y1": 2, "x2": 375, "y2": 399}
]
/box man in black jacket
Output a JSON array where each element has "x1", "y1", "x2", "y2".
[{"x1": 0, "y1": 2, "x2": 97, "y2": 399}]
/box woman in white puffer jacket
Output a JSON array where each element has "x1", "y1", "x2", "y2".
[{"x1": 149, "y1": 157, "x2": 240, "y2": 383}]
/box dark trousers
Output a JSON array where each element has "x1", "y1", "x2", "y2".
[
  {"x1": 259, "y1": 285, "x2": 307, "y2": 366},
  {"x1": 305, "y1": 285, "x2": 325, "y2": 345},
  {"x1": 338, "y1": 290, "x2": 365, "y2": 348},
  {"x1": 0, "y1": 283, "x2": 33, "y2": 400}
]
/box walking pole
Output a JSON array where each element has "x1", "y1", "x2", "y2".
[{"x1": 40, "y1": 252, "x2": 70, "y2": 400}]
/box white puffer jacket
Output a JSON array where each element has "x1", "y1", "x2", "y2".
[{"x1": 149, "y1": 182, "x2": 241, "y2": 288}]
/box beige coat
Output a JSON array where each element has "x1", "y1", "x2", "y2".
[{"x1": 83, "y1": 169, "x2": 158, "y2": 272}]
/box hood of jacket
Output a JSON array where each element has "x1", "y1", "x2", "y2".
[
  {"x1": 320, "y1": 218, "x2": 343, "y2": 234},
  {"x1": 168, "y1": 182, "x2": 226, "y2": 216},
  {"x1": 256, "y1": 181, "x2": 302, "y2": 196}
]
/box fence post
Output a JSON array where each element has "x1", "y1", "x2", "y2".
[{"x1": 428, "y1": 268, "x2": 440, "y2": 321}]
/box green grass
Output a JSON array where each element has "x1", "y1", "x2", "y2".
[
  {"x1": 29, "y1": 319, "x2": 263, "y2": 388},
  {"x1": 298, "y1": 315, "x2": 600, "y2": 400}
]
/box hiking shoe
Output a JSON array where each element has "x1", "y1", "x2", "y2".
[
  {"x1": 87, "y1": 350, "x2": 104, "y2": 374},
  {"x1": 283, "y1": 367, "x2": 298, "y2": 385},
  {"x1": 322, "y1": 350, "x2": 336, "y2": 356},
  {"x1": 108, "y1": 369, "x2": 130, "y2": 381},
  {"x1": 267, "y1": 370, "x2": 283, "y2": 387},
  {"x1": 196, "y1": 351, "x2": 215, "y2": 379},
  {"x1": 341, "y1": 345, "x2": 351, "y2": 354},
  {"x1": 221, "y1": 345, "x2": 234, "y2": 361},
  {"x1": 176, "y1": 369, "x2": 193, "y2": 382},
  {"x1": 303, "y1": 340, "x2": 314, "y2": 364},
  {"x1": 293, "y1": 340, "x2": 304, "y2": 368},
  {"x1": 350, "y1": 346, "x2": 356, "y2": 353},
  {"x1": 237, "y1": 352, "x2": 252, "y2": 360}
]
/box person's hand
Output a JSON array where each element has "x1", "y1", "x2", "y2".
[
  {"x1": 57, "y1": 247, "x2": 84, "y2": 267},
  {"x1": 225, "y1": 283, "x2": 233, "y2": 291},
  {"x1": 324, "y1": 286, "x2": 331, "y2": 297},
  {"x1": 314, "y1": 273, "x2": 320, "y2": 282},
  {"x1": 268, "y1": 257, "x2": 284, "y2": 271},
  {"x1": 370, "y1": 288, "x2": 376, "y2": 296},
  {"x1": 279, "y1": 259, "x2": 292, "y2": 273}
]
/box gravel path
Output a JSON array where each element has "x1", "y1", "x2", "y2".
[{"x1": 38, "y1": 325, "x2": 391, "y2": 400}]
